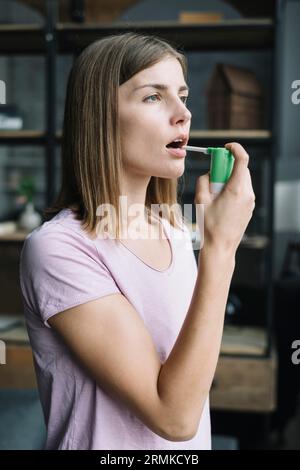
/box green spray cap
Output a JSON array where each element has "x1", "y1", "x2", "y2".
[{"x1": 207, "y1": 147, "x2": 234, "y2": 184}]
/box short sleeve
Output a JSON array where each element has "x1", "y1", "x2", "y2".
[{"x1": 19, "y1": 225, "x2": 121, "y2": 328}]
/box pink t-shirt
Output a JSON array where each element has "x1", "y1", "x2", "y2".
[{"x1": 19, "y1": 208, "x2": 211, "y2": 450}]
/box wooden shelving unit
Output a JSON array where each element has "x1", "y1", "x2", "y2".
[
  {"x1": 0, "y1": 3, "x2": 282, "y2": 424},
  {"x1": 0, "y1": 19, "x2": 274, "y2": 54},
  {"x1": 0, "y1": 6, "x2": 277, "y2": 351},
  {"x1": 56, "y1": 19, "x2": 274, "y2": 52}
]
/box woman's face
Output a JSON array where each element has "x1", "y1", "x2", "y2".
[{"x1": 118, "y1": 56, "x2": 192, "y2": 180}]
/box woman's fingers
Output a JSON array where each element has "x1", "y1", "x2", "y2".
[
  {"x1": 194, "y1": 173, "x2": 212, "y2": 205},
  {"x1": 224, "y1": 143, "x2": 255, "y2": 209},
  {"x1": 225, "y1": 142, "x2": 249, "y2": 165},
  {"x1": 224, "y1": 142, "x2": 249, "y2": 188}
]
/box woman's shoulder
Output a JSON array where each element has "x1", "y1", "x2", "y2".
[{"x1": 21, "y1": 208, "x2": 99, "y2": 264}]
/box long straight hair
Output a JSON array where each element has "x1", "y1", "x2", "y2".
[{"x1": 43, "y1": 32, "x2": 188, "y2": 238}]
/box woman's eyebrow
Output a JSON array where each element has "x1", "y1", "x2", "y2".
[{"x1": 132, "y1": 83, "x2": 189, "y2": 94}]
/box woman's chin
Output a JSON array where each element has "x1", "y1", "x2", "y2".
[
  {"x1": 150, "y1": 160, "x2": 186, "y2": 179},
  {"x1": 167, "y1": 161, "x2": 185, "y2": 178}
]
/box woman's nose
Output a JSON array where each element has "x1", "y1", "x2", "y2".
[{"x1": 171, "y1": 99, "x2": 192, "y2": 125}]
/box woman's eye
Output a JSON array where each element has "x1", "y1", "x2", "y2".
[
  {"x1": 144, "y1": 94, "x2": 160, "y2": 103},
  {"x1": 180, "y1": 96, "x2": 188, "y2": 105},
  {"x1": 144, "y1": 94, "x2": 189, "y2": 104}
]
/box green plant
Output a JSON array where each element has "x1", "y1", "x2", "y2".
[{"x1": 17, "y1": 176, "x2": 35, "y2": 203}]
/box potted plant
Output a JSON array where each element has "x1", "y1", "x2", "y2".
[{"x1": 17, "y1": 176, "x2": 41, "y2": 231}]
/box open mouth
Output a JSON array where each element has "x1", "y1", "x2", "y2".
[{"x1": 166, "y1": 138, "x2": 187, "y2": 149}]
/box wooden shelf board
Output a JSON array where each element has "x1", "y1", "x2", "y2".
[
  {"x1": 56, "y1": 19, "x2": 274, "y2": 52},
  {"x1": 0, "y1": 24, "x2": 45, "y2": 54},
  {"x1": 0, "y1": 231, "x2": 30, "y2": 242},
  {"x1": 0, "y1": 19, "x2": 274, "y2": 53},
  {"x1": 0, "y1": 129, "x2": 271, "y2": 146},
  {"x1": 0, "y1": 130, "x2": 45, "y2": 144},
  {"x1": 190, "y1": 129, "x2": 271, "y2": 139}
]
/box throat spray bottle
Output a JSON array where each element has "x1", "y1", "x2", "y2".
[{"x1": 184, "y1": 146, "x2": 235, "y2": 195}]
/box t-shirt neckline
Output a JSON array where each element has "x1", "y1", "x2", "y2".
[
  {"x1": 60, "y1": 208, "x2": 175, "y2": 274},
  {"x1": 117, "y1": 216, "x2": 175, "y2": 275}
]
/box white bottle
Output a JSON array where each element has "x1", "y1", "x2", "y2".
[{"x1": 18, "y1": 202, "x2": 42, "y2": 231}]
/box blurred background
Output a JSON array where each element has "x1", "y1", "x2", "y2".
[{"x1": 0, "y1": 0, "x2": 300, "y2": 450}]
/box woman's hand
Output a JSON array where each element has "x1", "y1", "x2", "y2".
[{"x1": 194, "y1": 142, "x2": 255, "y2": 256}]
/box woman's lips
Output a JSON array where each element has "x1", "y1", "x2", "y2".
[{"x1": 166, "y1": 146, "x2": 187, "y2": 158}]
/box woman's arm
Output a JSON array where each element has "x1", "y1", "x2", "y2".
[
  {"x1": 157, "y1": 243, "x2": 235, "y2": 437},
  {"x1": 157, "y1": 142, "x2": 255, "y2": 436}
]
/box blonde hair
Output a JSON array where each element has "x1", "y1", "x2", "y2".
[{"x1": 43, "y1": 32, "x2": 188, "y2": 238}]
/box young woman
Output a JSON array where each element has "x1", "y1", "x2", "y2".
[{"x1": 20, "y1": 32, "x2": 255, "y2": 450}]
